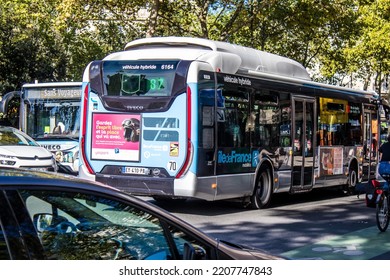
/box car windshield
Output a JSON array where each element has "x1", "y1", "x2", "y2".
[
  {"x1": 26, "y1": 100, "x2": 80, "y2": 140},
  {"x1": 24, "y1": 86, "x2": 81, "y2": 140},
  {"x1": 0, "y1": 128, "x2": 37, "y2": 146}
]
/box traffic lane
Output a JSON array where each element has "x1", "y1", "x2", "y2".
[
  {"x1": 282, "y1": 226, "x2": 390, "y2": 260},
  {"x1": 147, "y1": 189, "x2": 380, "y2": 258}
]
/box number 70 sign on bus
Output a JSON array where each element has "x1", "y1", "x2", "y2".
[{"x1": 91, "y1": 113, "x2": 141, "y2": 162}]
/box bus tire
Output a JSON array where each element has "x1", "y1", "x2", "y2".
[
  {"x1": 345, "y1": 166, "x2": 358, "y2": 194},
  {"x1": 250, "y1": 167, "x2": 273, "y2": 209}
]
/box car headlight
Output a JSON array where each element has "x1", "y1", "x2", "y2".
[{"x1": 0, "y1": 154, "x2": 17, "y2": 166}]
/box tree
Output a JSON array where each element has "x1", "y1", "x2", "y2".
[
  {"x1": 315, "y1": 0, "x2": 390, "y2": 94},
  {"x1": 0, "y1": 0, "x2": 389, "y2": 95},
  {"x1": 346, "y1": 0, "x2": 390, "y2": 93},
  {"x1": 0, "y1": 0, "x2": 67, "y2": 92}
]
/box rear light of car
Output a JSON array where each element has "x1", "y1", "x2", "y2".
[{"x1": 376, "y1": 189, "x2": 383, "y2": 195}]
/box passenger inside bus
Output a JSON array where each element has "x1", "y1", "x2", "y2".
[
  {"x1": 317, "y1": 98, "x2": 363, "y2": 147},
  {"x1": 53, "y1": 122, "x2": 65, "y2": 134}
]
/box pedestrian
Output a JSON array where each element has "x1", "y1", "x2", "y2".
[{"x1": 378, "y1": 135, "x2": 390, "y2": 177}]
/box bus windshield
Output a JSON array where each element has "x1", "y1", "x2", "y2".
[
  {"x1": 25, "y1": 87, "x2": 81, "y2": 140},
  {"x1": 102, "y1": 60, "x2": 179, "y2": 97}
]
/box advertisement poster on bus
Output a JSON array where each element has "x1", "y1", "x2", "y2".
[
  {"x1": 319, "y1": 147, "x2": 343, "y2": 176},
  {"x1": 91, "y1": 113, "x2": 141, "y2": 161}
]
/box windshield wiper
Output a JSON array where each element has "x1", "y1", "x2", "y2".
[{"x1": 35, "y1": 134, "x2": 79, "y2": 141}]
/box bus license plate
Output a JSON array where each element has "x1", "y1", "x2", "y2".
[{"x1": 122, "y1": 167, "x2": 149, "y2": 175}]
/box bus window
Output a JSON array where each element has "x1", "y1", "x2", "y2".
[
  {"x1": 253, "y1": 90, "x2": 284, "y2": 149},
  {"x1": 318, "y1": 98, "x2": 347, "y2": 146},
  {"x1": 197, "y1": 71, "x2": 216, "y2": 177},
  {"x1": 26, "y1": 100, "x2": 80, "y2": 138},
  {"x1": 217, "y1": 86, "x2": 249, "y2": 148},
  {"x1": 280, "y1": 93, "x2": 292, "y2": 148},
  {"x1": 347, "y1": 103, "x2": 363, "y2": 145},
  {"x1": 102, "y1": 61, "x2": 178, "y2": 97},
  {"x1": 198, "y1": 71, "x2": 216, "y2": 150}
]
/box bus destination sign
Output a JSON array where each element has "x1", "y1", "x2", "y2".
[{"x1": 26, "y1": 87, "x2": 82, "y2": 99}]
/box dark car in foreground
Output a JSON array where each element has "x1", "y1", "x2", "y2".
[{"x1": 0, "y1": 167, "x2": 283, "y2": 260}]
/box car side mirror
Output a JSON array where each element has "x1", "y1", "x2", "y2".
[
  {"x1": 183, "y1": 243, "x2": 206, "y2": 260},
  {"x1": 33, "y1": 213, "x2": 54, "y2": 232},
  {"x1": 183, "y1": 243, "x2": 196, "y2": 260}
]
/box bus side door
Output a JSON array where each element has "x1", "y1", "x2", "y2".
[{"x1": 291, "y1": 97, "x2": 315, "y2": 192}]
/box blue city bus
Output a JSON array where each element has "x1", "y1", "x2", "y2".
[{"x1": 79, "y1": 37, "x2": 381, "y2": 208}]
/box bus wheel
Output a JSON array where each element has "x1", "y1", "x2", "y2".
[
  {"x1": 250, "y1": 167, "x2": 273, "y2": 209},
  {"x1": 345, "y1": 167, "x2": 358, "y2": 194}
]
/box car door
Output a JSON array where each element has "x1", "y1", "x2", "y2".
[
  {"x1": 0, "y1": 190, "x2": 42, "y2": 259},
  {"x1": 0, "y1": 192, "x2": 12, "y2": 260}
]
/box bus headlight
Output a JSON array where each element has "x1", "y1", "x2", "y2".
[{"x1": 55, "y1": 151, "x2": 76, "y2": 163}]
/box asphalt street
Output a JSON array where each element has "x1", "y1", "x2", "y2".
[{"x1": 144, "y1": 188, "x2": 390, "y2": 260}]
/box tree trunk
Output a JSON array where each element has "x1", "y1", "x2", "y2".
[{"x1": 146, "y1": 0, "x2": 160, "y2": 38}]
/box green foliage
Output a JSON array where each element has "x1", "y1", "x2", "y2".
[
  {"x1": 0, "y1": 0, "x2": 389, "y2": 96},
  {"x1": 0, "y1": 0, "x2": 68, "y2": 92},
  {"x1": 313, "y1": 0, "x2": 390, "y2": 91}
]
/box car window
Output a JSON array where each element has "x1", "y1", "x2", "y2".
[
  {"x1": 0, "y1": 222, "x2": 10, "y2": 260},
  {"x1": 19, "y1": 190, "x2": 213, "y2": 260},
  {"x1": 21, "y1": 190, "x2": 172, "y2": 260},
  {"x1": 0, "y1": 130, "x2": 36, "y2": 146},
  {"x1": 168, "y1": 224, "x2": 210, "y2": 260},
  {"x1": 25, "y1": 196, "x2": 76, "y2": 224}
]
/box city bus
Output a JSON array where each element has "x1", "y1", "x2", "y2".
[
  {"x1": 79, "y1": 37, "x2": 383, "y2": 208},
  {"x1": 0, "y1": 82, "x2": 82, "y2": 174}
]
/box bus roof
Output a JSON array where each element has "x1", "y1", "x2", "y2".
[
  {"x1": 245, "y1": 67, "x2": 378, "y2": 101},
  {"x1": 22, "y1": 82, "x2": 82, "y2": 88},
  {"x1": 119, "y1": 37, "x2": 311, "y2": 81},
  {"x1": 109, "y1": 37, "x2": 376, "y2": 102}
]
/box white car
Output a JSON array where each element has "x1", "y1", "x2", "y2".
[{"x1": 0, "y1": 126, "x2": 56, "y2": 171}]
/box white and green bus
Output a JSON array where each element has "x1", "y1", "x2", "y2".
[
  {"x1": 79, "y1": 37, "x2": 381, "y2": 208},
  {"x1": 1, "y1": 82, "x2": 82, "y2": 174}
]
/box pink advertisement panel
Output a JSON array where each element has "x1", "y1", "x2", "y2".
[{"x1": 91, "y1": 113, "x2": 141, "y2": 161}]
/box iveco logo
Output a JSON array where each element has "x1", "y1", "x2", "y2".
[
  {"x1": 126, "y1": 105, "x2": 144, "y2": 111},
  {"x1": 42, "y1": 144, "x2": 61, "y2": 150}
]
